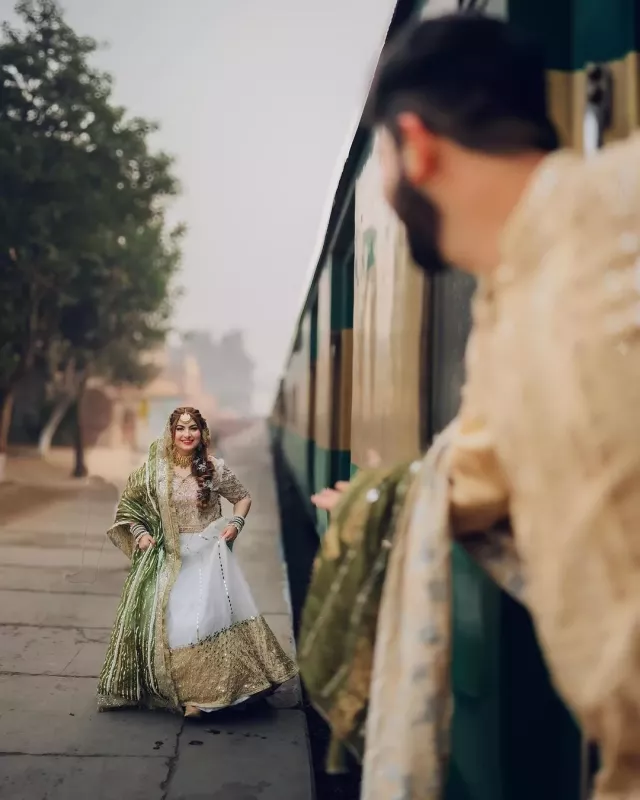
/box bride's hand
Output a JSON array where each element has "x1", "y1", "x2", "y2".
[
  {"x1": 221, "y1": 524, "x2": 239, "y2": 545},
  {"x1": 137, "y1": 533, "x2": 156, "y2": 551}
]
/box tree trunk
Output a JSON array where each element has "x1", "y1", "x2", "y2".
[
  {"x1": 38, "y1": 394, "x2": 74, "y2": 457},
  {"x1": 71, "y1": 380, "x2": 88, "y2": 479},
  {"x1": 0, "y1": 390, "x2": 14, "y2": 454},
  {"x1": 0, "y1": 390, "x2": 14, "y2": 483}
]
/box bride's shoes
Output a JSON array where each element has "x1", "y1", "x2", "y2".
[{"x1": 184, "y1": 704, "x2": 203, "y2": 719}]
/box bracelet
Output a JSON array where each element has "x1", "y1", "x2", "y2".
[
  {"x1": 229, "y1": 515, "x2": 245, "y2": 533},
  {"x1": 131, "y1": 523, "x2": 148, "y2": 541}
]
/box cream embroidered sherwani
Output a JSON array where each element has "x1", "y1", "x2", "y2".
[{"x1": 450, "y1": 133, "x2": 640, "y2": 797}]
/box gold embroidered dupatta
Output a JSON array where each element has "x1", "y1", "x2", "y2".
[
  {"x1": 362, "y1": 428, "x2": 524, "y2": 800},
  {"x1": 299, "y1": 426, "x2": 525, "y2": 793},
  {"x1": 98, "y1": 422, "x2": 183, "y2": 711}
]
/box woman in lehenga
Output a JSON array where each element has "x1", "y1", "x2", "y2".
[{"x1": 98, "y1": 406, "x2": 297, "y2": 718}]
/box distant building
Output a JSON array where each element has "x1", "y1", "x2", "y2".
[{"x1": 175, "y1": 330, "x2": 255, "y2": 417}]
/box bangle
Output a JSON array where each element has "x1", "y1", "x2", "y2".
[
  {"x1": 131, "y1": 523, "x2": 148, "y2": 541},
  {"x1": 229, "y1": 515, "x2": 245, "y2": 533}
]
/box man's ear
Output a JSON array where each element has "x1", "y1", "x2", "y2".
[{"x1": 396, "y1": 112, "x2": 439, "y2": 187}]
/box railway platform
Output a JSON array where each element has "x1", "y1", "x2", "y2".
[{"x1": 0, "y1": 422, "x2": 313, "y2": 800}]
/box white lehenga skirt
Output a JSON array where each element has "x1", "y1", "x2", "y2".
[{"x1": 166, "y1": 518, "x2": 297, "y2": 711}]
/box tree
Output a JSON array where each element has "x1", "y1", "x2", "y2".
[
  {"x1": 0, "y1": 0, "x2": 182, "y2": 475},
  {"x1": 0, "y1": 0, "x2": 113, "y2": 437},
  {"x1": 40, "y1": 220, "x2": 184, "y2": 471}
]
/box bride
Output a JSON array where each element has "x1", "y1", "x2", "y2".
[{"x1": 98, "y1": 406, "x2": 297, "y2": 717}]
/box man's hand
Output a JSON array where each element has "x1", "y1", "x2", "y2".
[
  {"x1": 311, "y1": 482, "x2": 350, "y2": 513},
  {"x1": 311, "y1": 450, "x2": 381, "y2": 514}
]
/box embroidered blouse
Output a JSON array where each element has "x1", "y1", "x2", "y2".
[
  {"x1": 172, "y1": 460, "x2": 250, "y2": 534},
  {"x1": 129, "y1": 459, "x2": 250, "y2": 538}
]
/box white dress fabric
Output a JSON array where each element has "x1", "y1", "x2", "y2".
[
  {"x1": 161, "y1": 464, "x2": 296, "y2": 711},
  {"x1": 167, "y1": 517, "x2": 259, "y2": 649}
]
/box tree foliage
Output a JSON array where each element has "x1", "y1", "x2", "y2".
[{"x1": 0, "y1": 0, "x2": 183, "y2": 460}]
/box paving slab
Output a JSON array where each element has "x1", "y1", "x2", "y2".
[
  {"x1": 0, "y1": 544, "x2": 128, "y2": 571},
  {"x1": 167, "y1": 708, "x2": 312, "y2": 800},
  {"x1": 0, "y1": 755, "x2": 169, "y2": 800},
  {"x1": 0, "y1": 494, "x2": 118, "y2": 536},
  {"x1": 0, "y1": 564, "x2": 125, "y2": 596},
  {"x1": 0, "y1": 675, "x2": 181, "y2": 757},
  {"x1": 0, "y1": 624, "x2": 108, "y2": 677},
  {"x1": 0, "y1": 529, "x2": 116, "y2": 549},
  {"x1": 0, "y1": 589, "x2": 119, "y2": 629}
]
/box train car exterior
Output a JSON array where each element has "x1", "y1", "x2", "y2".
[{"x1": 272, "y1": 0, "x2": 639, "y2": 797}]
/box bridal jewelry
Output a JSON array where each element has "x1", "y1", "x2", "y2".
[
  {"x1": 229, "y1": 515, "x2": 246, "y2": 533},
  {"x1": 172, "y1": 448, "x2": 194, "y2": 469}
]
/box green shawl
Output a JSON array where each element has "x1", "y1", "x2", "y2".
[
  {"x1": 98, "y1": 425, "x2": 183, "y2": 711},
  {"x1": 298, "y1": 461, "x2": 418, "y2": 770}
]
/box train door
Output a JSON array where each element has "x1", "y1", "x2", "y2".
[
  {"x1": 307, "y1": 296, "x2": 319, "y2": 500},
  {"x1": 329, "y1": 334, "x2": 343, "y2": 470},
  {"x1": 329, "y1": 201, "x2": 355, "y2": 486}
]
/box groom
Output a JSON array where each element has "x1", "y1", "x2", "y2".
[{"x1": 313, "y1": 13, "x2": 640, "y2": 798}]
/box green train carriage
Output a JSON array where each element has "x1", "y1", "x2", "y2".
[{"x1": 271, "y1": 0, "x2": 639, "y2": 797}]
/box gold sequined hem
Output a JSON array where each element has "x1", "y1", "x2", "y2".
[
  {"x1": 170, "y1": 615, "x2": 298, "y2": 708},
  {"x1": 97, "y1": 692, "x2": 179, "y2": 713}
]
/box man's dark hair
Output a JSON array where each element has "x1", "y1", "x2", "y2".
[{"x1": 366, "y1": 13, "x2": 559, "y2": 154}]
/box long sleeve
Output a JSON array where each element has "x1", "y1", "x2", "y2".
[
  {"x1": 448, "y1": 328, "x2": 510, "y2": 535},
  {"x1": 455, "y1": 134, "x2": 640, "y2": 796},
  {"x1": 531, "y1": 265, "x2": 640, "y2": 778}
]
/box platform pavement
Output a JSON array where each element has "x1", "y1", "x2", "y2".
[{"x1": 0, "y1": 422, "x2": 313, "y2": 800}]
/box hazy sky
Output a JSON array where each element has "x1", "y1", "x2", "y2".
[{"x1": 0, "y1": 0, "x2": 396, "y2": 412}]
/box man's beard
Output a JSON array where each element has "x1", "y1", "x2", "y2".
[{"x1": 391, "y1": 177, "x2": 449, "y2": 275}]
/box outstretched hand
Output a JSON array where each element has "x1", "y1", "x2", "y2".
[
  {"x1": 311, "y1": 482, "x2": 351, "y2": 513},
  {"x1": 311, "y1": 450, "x2": 382, "y2": 514}
]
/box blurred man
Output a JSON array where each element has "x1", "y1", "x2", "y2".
[{"x1": 314, "y1": 13, "x2": 640, "y2": 798}]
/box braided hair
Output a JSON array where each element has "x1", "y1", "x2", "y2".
[{"x1": 169, "y1": 406, "x2": 215, "y2": 511}]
